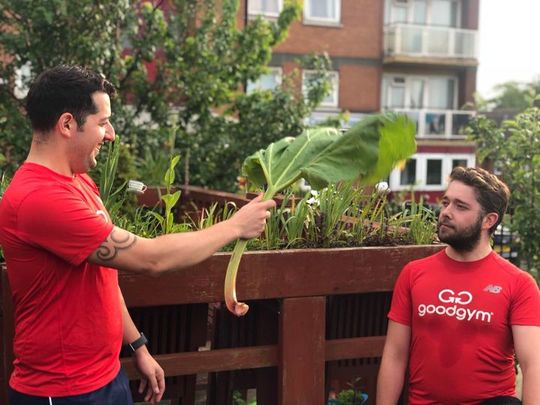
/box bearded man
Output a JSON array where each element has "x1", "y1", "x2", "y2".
[{"x1": 377, "y1": 167, "x2": 540, "y2": 405}]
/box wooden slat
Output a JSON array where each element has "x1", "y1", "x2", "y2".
[
  {"x1": 121, "y1": 334, "x2": 387, "y2": 381},
  {"x1": 326, "y1": 336, "x2": 386, "y2": 361},
  {"x1": 279, "y1": 297, "x2": 326, "y2": 405},
  {"x1": 119, "y1": 245, "x2": 443, "y2": 307},
  {"x1": 120, "y1": 345, "x2": 278, "y2": 379}
]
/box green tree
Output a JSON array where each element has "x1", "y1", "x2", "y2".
[
  {"x1": 479, "y1": 78, "x2": 540, "y2": 113},
  {"x1": 0, "y1": 0, "x2": 332, "y2": 191},
  {"x1": 0, "y1": 0, "x2": 166, "y2": 183},
  {"x1": 467, "y1": 102, "x2": 540, "y2": 279}
]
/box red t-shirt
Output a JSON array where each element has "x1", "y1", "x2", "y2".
[
  {"x1": 0, "y1": 163, "x2": 121, "y2": 396},
  {"x1": 389, "y1": 249, "x2": 540, "y2": 404}
]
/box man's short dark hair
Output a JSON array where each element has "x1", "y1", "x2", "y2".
[
  {"x1": 25, "y1": 65, "x2": 116, "y2": 133},
  {"x1": 449, "y1": 167, "x2": 510, "y2": 234}
]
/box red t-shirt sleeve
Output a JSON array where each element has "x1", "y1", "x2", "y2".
[
  {"x1": 510, "y1": 271, "x2": 540, "y2": 326},
  {"x1": 388, "y1": 263, "x2": 413, "y2": 326},
  {"x1": 16, "y1": 186, "x2": 113, "y2": 266}
]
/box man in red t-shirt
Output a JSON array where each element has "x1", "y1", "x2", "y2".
[
  {"x1": 377, "y1": 167, "x2": 540, "y2": 405},
  {"x1": 0, "y1": 65, "x2": 275, "y2": 405}
]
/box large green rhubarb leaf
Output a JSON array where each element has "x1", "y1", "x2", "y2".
[{"x1": 224, "y1": 112, "x2": 416, "y2": 316}]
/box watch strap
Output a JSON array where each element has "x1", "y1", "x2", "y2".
[{"x1": 128, "y1": 332, "x2": 148, "y2": 353}]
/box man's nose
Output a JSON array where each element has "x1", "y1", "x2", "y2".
[
  {"x1": 439, "y1": 205, "x2": 451, "y2": 219},
  {"x1": 104, "y1": 123, "x2": 116, "y2": 142}
]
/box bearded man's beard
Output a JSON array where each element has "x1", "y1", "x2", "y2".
[{"x1": 437, "y1": 214, "x2": 483, "y2": 252}]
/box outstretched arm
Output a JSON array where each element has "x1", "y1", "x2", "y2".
[
  {"x1": 377, "y1": 320, "x2": 411, "y2": 405},
  {"x1": 89, "y1": 194, "x2": 275, "y2": 274}
]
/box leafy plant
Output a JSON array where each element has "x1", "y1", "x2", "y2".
[
  {"x1": 467, "y1": 104, "x2": 540, "y2": 279},
  {"x1": 328, "y1": 377, "x2": 368, "y2": 405},
  {"x1": 98, "y1": 136, "x2": 126, "y2": 211},
  {"x1": 147, "y1": 155, "x2": 190, "y2": 235},
  {"x1": 224, "y1": 112, "x2": 417, "y2": 316},
  {"x1": 0, "y1": 0, "x2": 333, "y2": 193},
  {"x1": 0, "y1": 171, "x2": 10, "y2": 262}
]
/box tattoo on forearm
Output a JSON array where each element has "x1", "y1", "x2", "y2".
[{"x1": 96, "y1": 230, "x2": 137, "y2": 261}]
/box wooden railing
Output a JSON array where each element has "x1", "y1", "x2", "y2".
[{"x1": 2, "y1": 245, "x2": 443, "y2": 403}]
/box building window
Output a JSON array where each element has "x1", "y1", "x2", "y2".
[
  {"x1": 303, "y1": 70, "x2": 339, "y2": 108},
  {"x1": 304, "y1": 0, "x2": 341, "y2": 24},
  {"x1": 248, "y1": 0, "x2": 283, "y2": 18},
  {"x1": 452, "y1": 159, "x2": 467, "y2": 169},
  {"x1": 389, "y1": 153, "x2": 475, "y2": 191},
  {"x1": 400, "y1": 159, "x2": 417, "y2": 186},
  {"x1": 246, "y1": 68, "x2": 282, "y2": 93},
  {"x1": 426, "y1": 159, "x2": 443, "y2": 185},
  {"x1": 385, "y1": 0, "x2": 460, "y2": 27},
  {"x1": 382, "y1": 74, "x2": 457, "y2": 110},
  {"x1": 427, "y1": 77, "x2": 455, "y2": 109}
]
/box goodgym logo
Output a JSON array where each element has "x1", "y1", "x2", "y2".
[{"x1": 418, "y1": 289, "x2": 493, "y2": 323}]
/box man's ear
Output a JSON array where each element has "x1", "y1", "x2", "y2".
[
  {"x1": 483, "y1": 212, "x2": 499, "y2": 231},
  {"x1": 57, "y1": 112, "x2": 75, "y2": 138}
]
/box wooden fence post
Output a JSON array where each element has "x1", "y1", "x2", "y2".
[{"x1": 279, "y1": 296, "x2": 326, "y2": 405}]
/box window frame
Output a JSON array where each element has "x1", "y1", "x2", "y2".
[
  {"x1": 246, "y1": 67, "x2": 283, "y2": 93},
  {"x1": 302, "y1": 70, "x2": 340, "y2": 109},
  {"x1": 303, "y1": 0, "x2": 342, "y2": 25},
  {"x1": 247, "y1": 0, "x2": 283, "y2": 19},
  {"x1": 382, "y1": 73, "x2": 458, "y2": 110},
  {"x1": 389, "y1": 153, "x2": 475, "y2": 191},
  {"x1": 386, "y1": 0, "x2": 461, "y2": 27}
]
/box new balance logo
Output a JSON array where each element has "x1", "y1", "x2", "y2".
[{"x1": 483, "y1": 285, "x2": 502, "y2": 294}]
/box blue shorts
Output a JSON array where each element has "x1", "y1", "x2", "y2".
[{"x1": 8, "y1": 368, "x2": 134, "y2": 405}]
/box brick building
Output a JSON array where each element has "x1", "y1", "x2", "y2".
[{"x1": 244, "y1": 0, "x2": 480, "y2": 203}]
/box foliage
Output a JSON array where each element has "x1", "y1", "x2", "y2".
[
  {"x1": 0, "y1": 0, "x2": 331, "y2": 192},
  {"x1": 482, "y1": 79, "x2": 540, "y2": 112},
  {"x1": 224, "y1": 113, "x2": 417, "y2": 316},
  {"x1": 0, "y1": 0, "x2": 162, "y2": 176},
  {"x1": 146, "y1": 155, "x2": 191, "y2": 234},
  {"x1": 328, "y1": 377, "x2": 368, "y2": 405},
  {"x1": 0, "y1": 171, "x2": 10, "y2": 261},
  {"x1": 466, "y1": 104, "x2": 540, "y2": 278},
  {"x1": 243, "y1": 113, "x2": 416, "y2": 193}
]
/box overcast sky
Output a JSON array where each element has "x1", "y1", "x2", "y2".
[{"x1": 477, "y1": 0, "x2": 540, "y2": 97}]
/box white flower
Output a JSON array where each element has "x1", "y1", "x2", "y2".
[{"x1": 375, "y1": 181, "x2": 389, "y2": 193}]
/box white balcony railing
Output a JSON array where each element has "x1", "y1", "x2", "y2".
[
  {"x1": 390, "y1": 109, "x2": 475, "y2": 138},
  {"x1": 384, "y1": 23, "x2": 478, "y2": 60}
]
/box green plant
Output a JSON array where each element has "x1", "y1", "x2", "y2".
[
  {"x1": 98, "y1": 137, "x2": 126, "y2": 211},
  {"x1": 147, "y1": 155, "x2": 190, "y2": 235},
  {"x1": 224, "y1": 112, "x2": 417, "y2": 316},
  {"x1": 0, "y1": 171, "x2": 10, "y2": 262},
  {"x1": 328, "y1": 377, "x2": 368, "y2": 405},
  {"x1": 467, "y1": 104, "x2": 540, "y2": 279},
  {"x1": 0, "y1": 0, "x2": 333, "y2": 193}
]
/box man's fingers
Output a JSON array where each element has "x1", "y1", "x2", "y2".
[
  {"x1": 138, "y1": 378, "x2": 147, "y2": 394},
  {"x1": 145, "y1": 373, "x2": 159, "y2": 402},
  {"x1": 262, "y1": 199, "x2": 276, "y2": 209},
  {"x1": 156, "y1": 372, "x2": 166, "y2": 402}
]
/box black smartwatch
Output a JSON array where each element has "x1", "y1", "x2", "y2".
[{"x1": 128, "y1": 332, "x2": 148, "y2": 353}]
